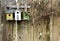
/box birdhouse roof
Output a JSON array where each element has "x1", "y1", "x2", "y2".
[{"x1": 5, "y1": 9, "x2": 15, "y2": 13}]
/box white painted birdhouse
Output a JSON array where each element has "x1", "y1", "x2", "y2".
[{"x1": 15, "y1": 10, "x2": 21, "y2": 20}]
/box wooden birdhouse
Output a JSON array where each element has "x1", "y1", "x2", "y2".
[
  {"x1": 5, "y1": 9, "x2": 14, "y2": 21},
  {"x1": 15, "y1": 10, "x2": 21, "y2": 20},
  {"x1": 23, "y1": 12, "x2": 30, "y2": 20},
  {"x1": 6, "y1": 13, "x2": 13, "y2": 20}
]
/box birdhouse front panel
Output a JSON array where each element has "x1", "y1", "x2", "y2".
[
  {"x1": 23, "y1": 12, "x2": 29, "y2": 20},
  {"x1": 6, "y1": 14, "x2": 13, "y2": 20}
]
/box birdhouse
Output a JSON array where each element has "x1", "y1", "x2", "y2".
[
  {"x1": 5, "y1": 9, "x2": 14, "y2": 21},
  {"x1": 6, "y1": 13, "x2": 13, "y2": 20},
  {"x1": 15, "y1": 10, "x2": 21, "y2": 20},
  {"x1": 23, "y1": 12, "x2": 30, "y2": 20}
]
